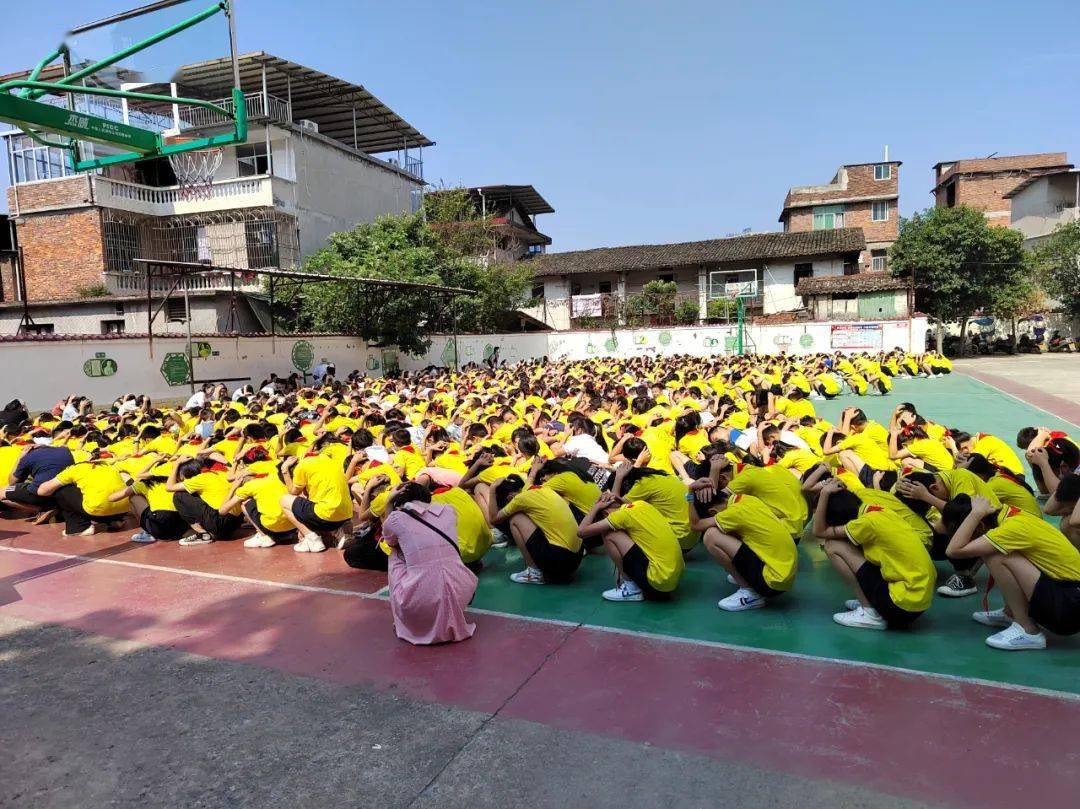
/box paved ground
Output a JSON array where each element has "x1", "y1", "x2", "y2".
[{"x1": 3, "y1": 364, "x2": 1080, "y2": 808}]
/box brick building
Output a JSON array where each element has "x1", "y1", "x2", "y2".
[
  {"x1": 932, "y1": 152, "x2": 1072, "y2": 227},
  {"x1": 779, "y1": 160, "x2": 900, "y2": 273},
  {"x1": 1, "y1": 53, "x2": 432, "y2": 335}
]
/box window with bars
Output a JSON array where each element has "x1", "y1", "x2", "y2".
[
  {"x1": 236, "y1": 142, "x2": 269, "y2": 177},
  {"x1": 8, "y1": 134, "x2": 75, "y2": 183}
]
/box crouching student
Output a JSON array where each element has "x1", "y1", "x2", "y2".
[
  {"x1": 488, "y1": 475, "x2": 584, "y2": 585},
  {"x1": 279, "y1": 440, "x2": 354, "y2": 553},
  {"x1": 1044, "y1": 475, "x2": 1080, "y2": 547},
  {"x1": 110, "y1": 462, "x2": 188, "y2": 543},
  {"x1": 687, "y1": 479, "x2": 797, "y2": 611},
  {"x1": 577, "y1": 491, "x2": 684, "y2": 602},
  {"x1": 942, "y1": 495, "x2": 1080, "y2": 650},
  {"x1": 36, "y1": 454, "x2": 130, "y2": 537},
  {"x1": 167, "y1": 457, "x2": 243, "y2": 545},
  {"x1": 219, "y1": 462, "x2": 296, "y2": 549},
  {"x1": 814, "y1": 477, "x2": 935, "y2": 631}
]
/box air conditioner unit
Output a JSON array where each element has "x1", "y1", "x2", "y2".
[{"x1": 299, "y1": 119, "x2": 319, "y2": 134}]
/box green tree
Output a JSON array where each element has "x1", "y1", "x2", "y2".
[
  {"x1": 1032, "y1": 219, "x2": 1080, "y2": 319},
  {"x1": 274, "y1": 210, "x2": 532, "y2": 355},
  {"x1": 889, "y1": 205, "x2": 1027, "y2": 352}
]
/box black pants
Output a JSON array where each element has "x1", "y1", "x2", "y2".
[
  {"x1": 5, "y1": 482, "x2": 55, "y2": 510},
  {"x1": 174, "y1": 492, "x2": 242, "y2": 539},
  {"x1": 931, "y1": 533, "x2": 978, "y2": 575},
  {"x1": 53, "y1": 484, "x2": 122, "y2": 534}
]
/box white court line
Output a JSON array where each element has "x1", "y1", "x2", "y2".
[
  {"x1": 961, "y1": 372, "x2": 1080, "y2": 430},
  {"x1": 1, "y1": 544, "x2": 1077, "y2": 702}
]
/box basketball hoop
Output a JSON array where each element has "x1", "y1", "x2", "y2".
[{"x1": 166, "y1": 136, "x2": 223, "y2": 201}]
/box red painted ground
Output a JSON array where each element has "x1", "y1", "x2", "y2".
[
  {"x1": 2, "y1": 525, "x2": 1078, "y2": 808},
  {"x1": 957, "y1": 366, "x2": 1080, "y2": 426}
]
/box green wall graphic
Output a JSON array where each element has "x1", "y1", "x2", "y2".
[
  {"x1": 291, "y1": 340, "x2": 315, "y2": 372},
  {"x1": 160, "y1": 353, "x2": 191, "y2": 386},
  {"x1": 83, "y1": 353, "x2": 118, "y2": 378}
]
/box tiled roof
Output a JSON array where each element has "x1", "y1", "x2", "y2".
[
  {"x1": 526, "y1": 228, "x2": 866, "y2": 276},
  {"x1": 1002, "y1": 168, "x2": 1079, "y2": 199},
  {"x1": 933, "y1": 153, "x2": 1071, "y2": 190},
  {"x1": 796, "y1": 273, "x2": 908, "y2": 296},
  {"x1": 0, "y1": 331, "x2": 350, "y2": 343}
]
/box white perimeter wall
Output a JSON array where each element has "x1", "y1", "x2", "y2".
[
  {"x1": 401, "y1": 318, "x2": 927, "y2": 371},
  {"x1": 2, "y1": 335, "x2": 387, "y2": 410}
]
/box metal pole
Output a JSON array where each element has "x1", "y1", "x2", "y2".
[
  {"x1": 736, "y1": 296, "x2": 744, "y2": 356},
  {"x1": 269, "y1": 275, "x2": 276, "y2": 352},
  {"x1": 262, "y1": 63, "x2": 273, "y2": 175},
  {"x1": 226, "y1": 0, "x2": 242, "y2": 90},
  {"x1": 184, "y1": 279, "x2": 194, "y2": 393},
  {"x1": 146, "y1": 262, "x2": 153, "y2": 358},
  {"x1": 451, "y1": 296, "x2": 460, "y2": 371}
]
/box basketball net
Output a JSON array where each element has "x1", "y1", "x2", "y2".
[{"x1": 166, "y1": 136, "x2": 224, "y2": 201}]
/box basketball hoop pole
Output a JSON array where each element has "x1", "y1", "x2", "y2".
[{"x1": 737, "y1": 296, "x2": 745, "y2": 356}]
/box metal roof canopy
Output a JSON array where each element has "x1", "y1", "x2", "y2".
[
  {"x1": 134, "y1": 259, "x2": 471, "y2": 295},
  {"x1": 471, "y1": 185, "x2": 554, "y2": 216},
  {"x1": 170, "y1": 52, "x2": 434, "y2": 154}
]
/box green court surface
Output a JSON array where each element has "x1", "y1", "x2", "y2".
[{"x1": 470, "y1": 374, "x2": 1080, "y2": 696}]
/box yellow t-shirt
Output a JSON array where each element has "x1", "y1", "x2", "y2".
[
  {"x1": 132, "y1": 479, "x2": 175, "y2": 513},
  {"x1": 432, "y1": 485, "x2": 492, "y2": 564},
  {"x1": 0, "y1": 445, "x2": 24, "y2": 486},
  {"x1": 606, "y1": 500, "x2": 684, "y2": 592},
  {"x1": 985, "y1": 506, "x2": 1080, "y2": 581},
  {"x1": 503, "y1": 486, "x2": 582, "y2": 553},
  {"x1": 54, "y1": 463, "x2": 129, "y2": 517},
  {"x1": 391, "y1": 446, "x2": 426, "y2": 480},
  {"x1": 624, "y1": 472, "x2": 698, "y2": 550},
  {"x1": 236, "y1": 475, "x2": 292, "y2": 533},
  {"x1": 855, "y1": 487, "x2": 932, "y2": 546},
  {"x1": 714, "y1": 494, "x2": 797, "y2": 591},
  {"x1": 294, "y1": 454, "x2": 354, "y2": 523},
  {"x1": 777, "y1": 449, "x2": 820, "y2": 477},
  {"x1": 937, "y1": 468, "x2": 1001, "y2": 509},
  {"x1": 986, "y1": 474, "x2": 1041, "y2": 518},
  {"x1": 907, "y1": 438, "x2": 954, "y2": 470},
  {"x1": 728, "y1": 464, "x2": 808, "y2": 539},
  {"x1": 971, "y1": 433, "x2": 1025, "y2": 476},
  {"x1": 838, "y1": 432, "x2": 897, "y2": 471},
  {"x1": 846, "y1": 506, "x2": 935, "y2": 612},
  {"x1": 542, "y1": 471, "x2": 601, "y2": 515},
  {"x1": 183, "y1": 472, "x2": 237, "y2": 513}
]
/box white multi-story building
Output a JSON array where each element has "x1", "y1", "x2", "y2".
[{"x1": 0, "y1": 52, "x2": 432, "y2": 335}]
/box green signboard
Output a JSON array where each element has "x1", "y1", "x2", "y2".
[
  {"x1": 83, "y1": 356, "x2": 118, "y2": 378},
  {"x1": 160, "y1": 353, "x2": 191, "y2": 386},
  {"x1": 291, "y1": 340, "x2": 315, "y2": 372},
  {"x1": 191, "y1": 341, "x2": 213, "y2": 358},
  {"x1": 658, "y1": 331, "x2": 672, "y2": 346},
  {"x1": 799, "y1": 333, "x2": 814, "y2": 348}
]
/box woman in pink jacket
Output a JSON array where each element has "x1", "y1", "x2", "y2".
[{"x1": 382, "y1": 482, "x2": 478, "y2": 645}]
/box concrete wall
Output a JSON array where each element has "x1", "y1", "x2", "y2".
[
  {"x1": 290, "y1": 130, "x2": 423, "y2": 257},
  {"x1": 401, "y1": 318, "x2": 928, "y2": 371},
  {"x1": 1010, "y1": 173, "x2": 1080, "y2": 245},
  {"x1": 0, "y1": 334, "x2": 386, "y2": 410}
]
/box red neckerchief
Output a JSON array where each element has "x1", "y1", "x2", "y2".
[
  {"x1": 399, "y1": 446, "x2": 416, "y2": 453},
  {"x1": 432, "y1": 485, "x2": 452, "y2": 495},
  {"x1": 207, "y1": 462, "x2": 229, "y2": 473}
]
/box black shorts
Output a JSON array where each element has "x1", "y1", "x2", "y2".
[
  {"x1": 140, "y1": 509, "x2": 189, "y2": 541},
  {"x1": 929, "y1": 532, "x2": 977, "y2": 573},
  {"x1": 243, "y1": 499, "x2": 296, "y2": 542},
  {"x1": 857, "y1": 465, "x2": 898, "y2": 491},
  {"x1": 525, "y1": 526, "x2": 583, "y2": 584},
  {"x1": 731, "y1": 543, "x2": 783, "y2": 598},
  {"x1": 1029, "y1": 575, "x2": 1080, "y2": 636},
  {"x1": 621, "y1": 544, "x2": 671, "y2": 601},
  {"x1": 856, "y1": 562, "x2": 923, "y2": 628},
  {"x1": 5, "y1": 482, "x2": 53, "y2": 508},
  {"x1": 292, "y1": 496, "x2": 350, "y2": 533}
]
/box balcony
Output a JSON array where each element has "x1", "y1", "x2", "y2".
[
  {"x1": 175, "y1": 91, "x2": 292, "y2": 131},
  {"x1": 92, "y1": 175, "x2": 295, "y2": 217},
  {"x1": 103, "y1": 269, "x2": 264, "y2": 296}
]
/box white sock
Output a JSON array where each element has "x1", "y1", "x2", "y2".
[{"x1": 622, "y1": 578, "x2": 642, "y2": 594}]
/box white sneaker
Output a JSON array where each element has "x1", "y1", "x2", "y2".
[
  {"x1": 333, "y1": 523, "x2": 353, "y2": 549},
  {"x1": 844, "y1": 598, "x2": 862, "y2": 611},
  {"x1": 726, "y1": 573, "x2": 738, "y2": 585},
  {"x1": 985, "y1": 622, "x2": 1046, "y2": 651},
  {"x1": 972, "y1": 607, "x2": 1012, "y2": 628},
  {"x1": 833, "y1": 606, "x2": 886, "y2": 630},
  {"x1": 602, "y1": 580, "x2": 644, "y2": 602},
  {"x1": 937, "y1": 573, "x2": 977, "y2": 598},
  {"x1": 62, "y1": 525, "x2": 96, "y2": 537},
  {"x1": 510, "y1": 567, "x2": 545, "y2": 585},
  {"x1": 179, "y1": 532, "x2": 213, "y2": 546},
  {"x1": 491, "y1": 528, "x2": 510, "y2": 549},
  {"x1": 130, "y1": 530, "x2": 156, "y2": 544},
  {"x1": 718, "y1": 588, "x2": 765, "y2": 612},
  {"x1": 244, "y1": 533, "x2": 276, "y2": 549},
  {"x1": 294, "y1": 532, "x2": 326, "y2": 553}
]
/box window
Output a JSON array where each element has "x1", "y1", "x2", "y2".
[
  {"x1": 874, "y1": 164, "x2": 891, "y2": 181},
  {"x1": 843, "y1": 260, "x2": 858, "y2": 276},
  {"x1": 945, "y1": 183, "x2": 956, "y2": 207},
  {"x1": 530, "y1": 283, "x2": 545, "y2": 300},
  {"x1": 794, "y1": 262, "x2": 813, "y2": 285},
  {"x1": 833, "y1": 292, "x2": 857, "y2": 301},
  {"x1": 658, "y1": 273, "x2": 674, "y2": 283},
  {"x1": 101, "y1": 319, "x2": 125, "y2": 335},
  {"x1": 23, "y1": 323, "x2": 54, "y2": 335},
  {"x1": 812, "y1": 205, "x2": 844, "y2": 230},
  {"x1": 570, "y1": 282, "x2": 582, "y2": 296},
  {"x1": 166, "y1": 297, "x2": 188, "y2": 323},
  {"x1": 9, "y1": 134, "x2": 75, "y2": 184},
  {"x1": 236, "y1": 142, "x2": 269, "y2": 177},
  {"x1": 871, "y1": 250, "x2": 888, "y2": 272},
  {"x1": 114, "y1": 303, "x2": 125, "y2": 316},
  {"x1": 598, "y1": 281, "x2": 612, "y2": 294},
  {"x1": 872, "y1": 201, "x2": 889, "y2": 222}
]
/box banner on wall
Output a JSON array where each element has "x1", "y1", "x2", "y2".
[
  {"x1": 830, "y1": 323, "x2": 883, "y2": 351},
  {"x1": 571, "y1": 294, "x2": 604, "y2": 318}
]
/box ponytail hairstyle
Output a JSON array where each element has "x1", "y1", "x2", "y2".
[{"x1": 674, "y1": 411, "x2": 701, "y2": 445}]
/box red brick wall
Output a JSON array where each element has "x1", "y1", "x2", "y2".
[
  {"x1": 17, "y1": 209, "x2": 106, "y2": 300},
  {"x1": 782, "y1": 162, "x2": 900, "y2": 240},
  {"x1": 5, "y1": 176, "x2": 94, "y2": 214},
  {"x1": 950, "y1": 175, "x2": 1017, "y2": 225},
  {"x1": 843, "y1": 200, "x2": 897, "y2": 244}
]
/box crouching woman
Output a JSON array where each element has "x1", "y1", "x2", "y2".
[{"x1": 382, "y1": 482, "x2": 478, "y2": 645}]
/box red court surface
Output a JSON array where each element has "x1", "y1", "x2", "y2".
[{"x1": 2, "y1": 524, "x2": 1079, "y2": 809}]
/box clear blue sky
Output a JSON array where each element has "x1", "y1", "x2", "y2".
[{"x1": 2, "y1": 0, "x2": 1077, "y2": 251}]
